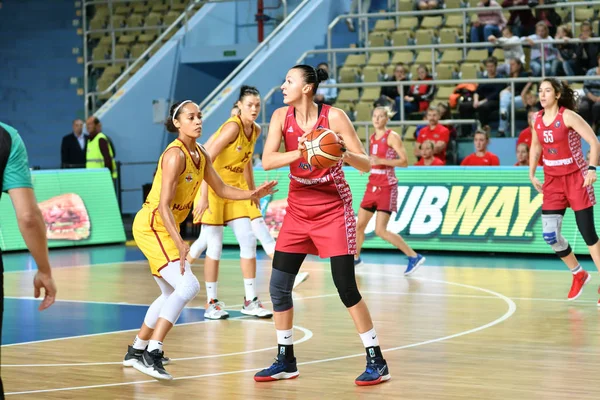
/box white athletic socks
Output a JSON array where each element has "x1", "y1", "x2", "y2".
[
  {"x1": 148, "y1": 340, "x2": 163, "y2": 353},
  {"x1": 132, "y1": 335, "x2": 149, "y2": 350},
  {"x1": 244, "y1": 278, "x2": 257, "y2": 301},
  {"x1": 206, "y1": 282, "x2": 218, "y2": 302},
  {"x1": 276, "y1": 329, "x2": 294, "y2": 345},
  {"x1": 359, "y1": 328, "x2": 380, "y2": 348},
  {"x1": 571, "y1": 264, "x2": 583, "y2": 275}
]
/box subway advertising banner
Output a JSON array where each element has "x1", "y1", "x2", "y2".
[
  {"x1": 223, "y1": 167, "x2": 595, "y2": 255},
  {"x1": 0, "y1": 169, "x2": 126, "y2": 251}
]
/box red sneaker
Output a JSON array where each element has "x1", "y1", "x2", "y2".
[{"x1": 567, "y1": 271, "x2": 591, "y2": 300}]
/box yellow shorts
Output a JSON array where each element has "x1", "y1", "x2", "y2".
[
  {"x1": 197, "y1": 189, "x2": 251, "y2": 225},
  {"x1": 133, "y1": 207, "x2": 180, "y2": 277},
  {"x1": 247, "y1": 202, "x2": 263, "y2": 220}
]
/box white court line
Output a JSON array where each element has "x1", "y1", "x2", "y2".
[
  {"x1": 3, "y1": 296, "x2": 151, "y2": 308},
  {"x1": 5, "y1": 276, "x2": 516, "y2": 396},
  {"x1": 3, "y1": 260, "x2": 148, "y2": 274},
  {"x1": 1, "y1": 317, "x2": 251, "y2": 348},
  {"x1": 2, "y1": 320, "x2": 313, "y2": 368}
]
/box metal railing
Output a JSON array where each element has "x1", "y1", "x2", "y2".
[
  {"x1": 83, "y1": 0, "x2": 289, "y2": 117},
  {"x1": 327, "y1": 1, "x2": 600, "y2": 77},
  {"x1": 198, "y1": 0, "x2": 310, "y2": 113},
  {"x1": 298, "y1": 37, "x2": 600, "y2": 81}
]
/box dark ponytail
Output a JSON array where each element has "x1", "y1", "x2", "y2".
[
  {"x1": 238, "y1": 85, "x2": 260, "y2": 102},
  {"x1": 542, "y1": 78, "x2": 578, "y2": 112},
  {"x1": 292, "y1": 64, "x2": 329, "y2": 94},
  {"x1": 164, "y1": 100, "x2": 193, "y2": 133}
]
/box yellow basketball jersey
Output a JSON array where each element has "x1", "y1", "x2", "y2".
[
  {"x1": 212, "y1": 116, "x2": 257, "y2": 189},
  {"x1": 143, "y1": 139, "x2": 205, "y2": 225}
]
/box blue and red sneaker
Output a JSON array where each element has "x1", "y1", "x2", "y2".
[
  {"x1": 254, "y1": 354, "x2": 299, "y2": 382},
  {"x1": 355, "y1": 356, "x2": 391, "y2": 386}
]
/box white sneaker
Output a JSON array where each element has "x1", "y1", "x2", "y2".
[
  {"x1": 241, "y1": 297, "x2": 273, "y2": 318},
  {"x1": 293, "y1": 272, "x2": 309, "y2": 289},
  {"x1": 204, "y1": 299, "x2": 229, "y2": 320},
  {"x1": 345, "y1": 17, "x2": 355, "y2": 32}
]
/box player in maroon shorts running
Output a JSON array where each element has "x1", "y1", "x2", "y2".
[
  {"x1": 354, "y1": 106, "x2": 425, "y2": 275},
  {"x1": 529, "y1": 78, "x2": 600, "y2": 302},
  {"x1": 253, "y1": 64, "x2": 390, "y2": 386}
]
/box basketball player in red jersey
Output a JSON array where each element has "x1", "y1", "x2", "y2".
[
  {"x1": 460, "y1": 130, "x2": 500, "y2": 166},
  {"x1": 355, "y1": 106, "x2": 425, "y2": 275},
  {"x1": 529, "y1": 78, "x2": 600, "y2": 302},
  {"x1": 253, "y1": 65, "x2": 390, "y2": 386}
]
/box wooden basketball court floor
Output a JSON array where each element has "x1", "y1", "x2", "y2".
[{"x1": 3, "y1": 245, "x2": 600, "y2": 399}]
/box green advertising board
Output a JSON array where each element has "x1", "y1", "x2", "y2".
[
  {"x1": 0, "y1": 169, "x2": 126, "y2": 251},
  {"x1": 222, "y1": 167, "x2": 595, "y2": 255}
]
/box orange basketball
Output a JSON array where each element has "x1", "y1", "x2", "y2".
[{"x1": 300, "y1": 128, "x2": 344, "y2": 169}]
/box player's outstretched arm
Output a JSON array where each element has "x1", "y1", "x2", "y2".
[
  {"x1": 329, "y1": 107, "x2": 370, "y2": 172},
  {"x1": 262, "y1": 108, "x2": 303, "y2": 170},
  {"x1": 200, "y1": 146, "x2": 277, "y2": 201}
]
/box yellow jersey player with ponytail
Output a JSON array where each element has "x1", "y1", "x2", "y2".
[
  {"x1": 125, "y1": 100, "x2": 276, "y2": 381},
  {"x1": 190, "y1": 86, "x2": 274, "y2": 320}
]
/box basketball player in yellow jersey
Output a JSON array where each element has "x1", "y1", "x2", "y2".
[
  {"x1": 125, "y1": 100, "x2": 276, "y2": 381},
  {"x1": 188, "y1": 86, "x2": 273, "y2": 320}
]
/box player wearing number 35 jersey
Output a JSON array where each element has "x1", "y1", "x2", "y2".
[{"x1": 529, "y1": 78, "x2": 600, "y2": 304}]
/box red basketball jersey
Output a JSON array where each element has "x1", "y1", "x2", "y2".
[
  {"x1": 368, "y1": 130, "x2": 398, "y2": 187},
  {"x1": 534, "y1": 107, "x2": 586, "y2": 177},
  {"x1": 282, "y1": 105, "x2": 350, "y2": 206}
]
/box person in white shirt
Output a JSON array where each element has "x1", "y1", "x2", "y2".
[
  {"x1": 314, "y1": 62, "x2": 337, "y2": 105},
  {"x1": 488, "y1": 26, "x2": 525, "y2": 76},
  {"x1": 522, "y1": 21, "x2": 557, "y2": 77}
]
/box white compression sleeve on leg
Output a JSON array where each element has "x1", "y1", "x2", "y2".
[
  {"x1": 143, "y1": 277, "x2": 175, "y2": 329},
  {"x1": 156, "y1": 261, "x2": 201, "y2": 324},
  {"x1": 228, "y1": 218, "x2": 257, "y2": 259},
  {"x1": 189, "y1": 226, "x2": 209, "y2": 259},
  {"x1": 251, "y1": 217, "x2": 276, "y2": 256},
  {"x1": 204, "y1": 225, "x2": 224, "y2": 260}
]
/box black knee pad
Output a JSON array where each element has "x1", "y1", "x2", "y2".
[
  {"x1": 331, "y1": 255, "x2": 362, "y2": 308},
  {"x1": 270, "y1": 268, "x2": 294, "y2": 312},
  {"x1": 575, "y1": 207, "x2": 599, "y2": 246}
]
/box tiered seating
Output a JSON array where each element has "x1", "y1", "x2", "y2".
[
  {"x1": 87, "y1": 0, "x2": 199, "y2": 101},
  {"x1": 334, "y1": 0, "x2": 600, "y2": 130}
]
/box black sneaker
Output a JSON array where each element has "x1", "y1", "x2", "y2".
[
  {"x1": 355, "y1": 356, "x2": 391, "y2": 386},
  {"x1": 132, "y1": 349, "x2": 173, "y2": 380},
  {"x1": 123, "y1": 345, "x2": 171, "y2": 367}
]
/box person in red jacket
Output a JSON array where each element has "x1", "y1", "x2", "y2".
[
  {"x1": 517, "y1": 107, "x2": 544, "y2": 166},
  {"x1": 415, "y1": 140, "x2": 445, "y2": 166},
  {"x1": 515, "y1": 142, "x2": 529, "y2": 166},
  {"x1": 460, "y1": 130, "x2": 500, "y2": 166},
  {"x1": 414, "y1": 106, "x2": 450, "y2": 164}
]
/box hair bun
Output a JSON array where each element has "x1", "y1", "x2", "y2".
[{"x1": 316, "y1": 67, "x2": 329, "y2": 83}]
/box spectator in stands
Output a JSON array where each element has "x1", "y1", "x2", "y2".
[
  {"x1": 415, "y1": 0, "x2": 442, "y2": 10},
  {"x1": 498, "y1": 58, "x2": 531, "y2": 135},
  {"x1": 415, "y1": 140, "x2": 445, "y2": 166},
  {"x1": 579, "y1": 54, "x2": 600, "y2": 133},
  {"x1": 460, "y1": 129, "x2": 500, "y2": 166},
  {"x1": 404, "y1": 64, "x2": 435, "y2": 115},
  {"x1": 534, "y1": 0, "x2": 562, "y2": 37},
  {"x1": 574, "y1": 21, "x2": 599, "y2": 75},
  {"x1": 523, "y1": 21, "x2": 557, "y2": 77},
  {"x1": 470, "y1": 0, "x2": 507, "y2": 54},
  {"x1": 314, "y1": 62, "x2": 337, "y2": 105},
  {"x1": 552, "y1": 25, "x2": 577, "y2": 77},
  {"x1": 414, "y1": 106, "x2": 450, "y2": 164},
  {"x1": 516, "y1": 106, "x2": 540, "y2": 148},
  {"x1": 488, "y1": 26, "x2": 525, "y2": 76},
  {"x1": 515, "y1": 142, "x2": 529, "y2": 166},
  {"x1": 376, "y1": 64, "x2": 408, "y2": 116},
  {"x1": 345, "y1": 0, "x2": 372, "y2": 32},
  {"x1": 85, "y1": 116, "x2": 118, "y2": 184},
  {"x1": 61, "y1": 119, "x2": 87, "y2": 168},
  {"x1": 502, "y1": 0, "x2": 536, "y2": 37},
  {"x1": 458, "y1": 57, "x2": 504, "y2": 136}
]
